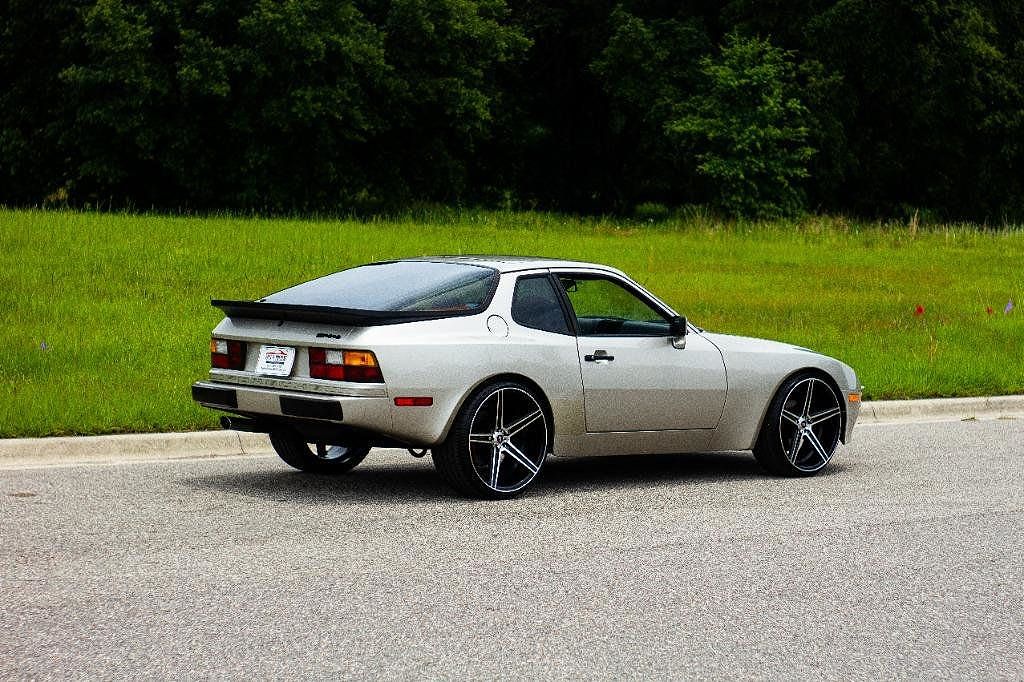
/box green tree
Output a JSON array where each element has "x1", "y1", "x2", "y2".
[
  {"x1": 54, "y1": 0, "x2": 527, "y2": 210},
  {"x1": 804, "y1": 0, "x2": 1024, "y2": 220},
  {"x1": 668, "y1": 32, "x2": 814, "y2": 219},
  {"x1": 0, "y1": 0, "x2": 85, "y2": 204},
  {"x1": 591, "y1": 5, "x2": 709, "y2": 206},
  {"x1": 4, "y1": 0, "x2": 1024, "y2": 219}
]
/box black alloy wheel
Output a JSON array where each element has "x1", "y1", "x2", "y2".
[
  {"x1": 433, "y1": 381, "x2": 550, "y2": 498},
  {"x1": 754, "y1": 373, "x2": 844, "y2": 476},
  {"x1": 269, "y1": 432, "x2": 370, "y2": 474}
]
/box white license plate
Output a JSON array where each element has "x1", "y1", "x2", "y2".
[{"x1": 255, "y1": 345, "x2": 295, "y2": 377}]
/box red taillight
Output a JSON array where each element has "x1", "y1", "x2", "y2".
[
  {"x1": 309, "y1": 347, "x2": 383, "y2": 383},
  {"x1": 211, "y1": 339, "x2": 246, "y2": 370}
]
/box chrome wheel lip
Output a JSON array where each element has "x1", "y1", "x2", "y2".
[
  {"x1": 468, "y1": 386, "x2": 548, "y2": 493},
  {"x1": 778, "y1": 377, "x2": 842, "y2": 473}
]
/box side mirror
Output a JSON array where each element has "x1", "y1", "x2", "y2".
[{"x1": 669, "y1": 315, "x2": 688, "y2": 349}]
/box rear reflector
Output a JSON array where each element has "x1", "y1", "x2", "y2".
[
  {"x1": 394, "y1": 397, "x2": 433, "y2": 407},
  {"x1": 309, "y1": 347, "x2": 384, "y2": 383}
]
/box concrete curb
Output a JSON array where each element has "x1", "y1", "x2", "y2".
[
  {"x1": 1, "y1": 395, "x2": 1021, "y2": 466},
  {"x1": 856, "y1": 395, "x2": 1024, "y2": 424},
  {"x1": 0, "y1": 430, "x2": 272, "y2": 467}
]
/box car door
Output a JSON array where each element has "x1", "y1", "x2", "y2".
[{"x1": 554, "y1": 272, "x2": 727, "y2": 432}]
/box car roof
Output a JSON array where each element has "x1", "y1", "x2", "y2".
[{"x1": 399, "y1": 255, "x2": 625, "y2": 275}]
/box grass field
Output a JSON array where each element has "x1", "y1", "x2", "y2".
[{"x1": 1, "y1": 208, "x2": 1022, "y2": 437}]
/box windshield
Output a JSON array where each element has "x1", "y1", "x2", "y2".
[{"x1": 262, "y1": 261, "x2": 498, "y2": 313}]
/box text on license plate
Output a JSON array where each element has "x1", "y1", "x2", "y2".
[{"x1": 255, "y1": 345, "x2": 295, "y2": 377}]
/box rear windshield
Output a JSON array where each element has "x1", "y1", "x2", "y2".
[{"x1": 262, "y1": 261, "x2": 498, "y2": 313}]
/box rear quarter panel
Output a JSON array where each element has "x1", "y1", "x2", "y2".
[{"x1": 302, "y1": 270, "x2": 583, "y2": 447}]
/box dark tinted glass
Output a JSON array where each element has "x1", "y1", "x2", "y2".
[
  {"x1": 264, "y1": 261, "x2": 497, "y2": 312},
  {"x1": 511, "y1": 276, "x2": 571, "y2": 334}
]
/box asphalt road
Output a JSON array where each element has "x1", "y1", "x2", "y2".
[{"x1": 2, "y1": 418, "x2": 1022, "y2": 680}]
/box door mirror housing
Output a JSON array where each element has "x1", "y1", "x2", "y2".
[{"x1": 669, "y1": 315, "x2": 688, "y2": 348}]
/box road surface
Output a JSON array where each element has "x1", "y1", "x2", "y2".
[{"x1": 2, "y1": 418, "x2": 1022, "y2": 679}]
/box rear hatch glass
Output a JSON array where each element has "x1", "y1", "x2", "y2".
[{"x1": 262, "y1": 261, "x2": 498, "y2": 313}]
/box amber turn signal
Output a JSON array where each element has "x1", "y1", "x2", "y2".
[{"x1": 343, "y1": 350, "x2": 378, "y2": 366}]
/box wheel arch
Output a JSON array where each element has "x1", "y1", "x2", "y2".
[
  {"x1": 754, "y1": 367, "x2": 848, "y2": 445},
  {"x1": 439, "y1": 372, "x2": 556, "y2": 448}
]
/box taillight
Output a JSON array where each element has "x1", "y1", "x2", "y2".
[
  {"x1": 309, "y1": 348, "x2": 384, "y2": 383},
  {"x1": 211, "y1": 338, "x2": 246, "y2": 370}
]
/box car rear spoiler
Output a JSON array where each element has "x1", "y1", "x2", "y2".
[{"x1": 211, "y1": 299, "x2": 466, "y2": 326}]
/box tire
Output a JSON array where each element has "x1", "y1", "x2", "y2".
[
  {"x1": 269, "y1": 432, "x2": 370, "y2": 474},
  {"x1": 433, "y1": 381, "x2": 550, "y2": 499},
  {"x1": 753, "y1": 372, "x2": 844, "y2": 476}
]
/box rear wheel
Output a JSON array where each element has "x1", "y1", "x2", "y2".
[
  {"x1": 269, "y1": 432, "x2": 370, "y2": 474},
  {"x1": 433, "y1": 381, "x2": 550, "y2": 499},
  {"x1": 753, "y1": 373, "x2": 844, "y2": 476}
]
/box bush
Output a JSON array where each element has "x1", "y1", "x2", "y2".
[{"x1": 633, "y1": 201, "x2": 670, "y2": 221}]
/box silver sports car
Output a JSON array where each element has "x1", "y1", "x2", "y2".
[{"x1": 192, "y1": 257, "x2": 861, "y2": 498}]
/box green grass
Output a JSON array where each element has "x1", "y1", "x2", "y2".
[{"x1": 2, "y1": 208, "x2": 1022, "y2": 437}]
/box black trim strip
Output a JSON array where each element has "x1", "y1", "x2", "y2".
[
  {"x1": 547, "y1": 272, "x2": 580, "y2": 336},
  {"x1": 191, "y1": 384, "x2": 238, "y2": 408},
  {"x1": 280, "y1": 396, "x2": 344, "y2": 421}
]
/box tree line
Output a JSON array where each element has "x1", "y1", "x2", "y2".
[{"x1": 2, "y1": 0, "x2": 1022, "y2": 220}]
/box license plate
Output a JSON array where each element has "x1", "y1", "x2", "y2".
[{"x1": 255, "y1": 345, "x2": 295, "y2": 377}]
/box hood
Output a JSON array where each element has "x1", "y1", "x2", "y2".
[{"x1": 700, "y1": 331, "x2": 819, "y2": 356}]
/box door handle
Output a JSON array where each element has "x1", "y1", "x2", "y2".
[{"x1": 584, "y1": 351, "x2": 615, "y2": 362}]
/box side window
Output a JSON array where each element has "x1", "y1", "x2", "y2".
[
  {"x1": 511, "y1": 275, "x2": 571, "y2": 335},
  {"x1": 558, "y1": 275, "x2": 669, "y2": 336}
]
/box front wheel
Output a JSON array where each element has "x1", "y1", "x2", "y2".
[
  {"x1": 433, "y1": 381, "x2": 550, "y2": 499},
  {"x1": 753, "y1": 373, "x2": 844, "y2": 476},
  {"x1": 269, "y1": 432, "x2": 370, "y2": 474}
]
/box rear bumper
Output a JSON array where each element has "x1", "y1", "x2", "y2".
[
  {"x1": 191, "y1": 380, "x2": 394, "y2": 436},
  {"x1": 191, "y1": 379, "x2": 452, "y2": 447}
]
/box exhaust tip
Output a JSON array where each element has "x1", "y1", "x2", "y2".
[{"x1": 220, "y1": 416, "x2": 233, "y2": 430}]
